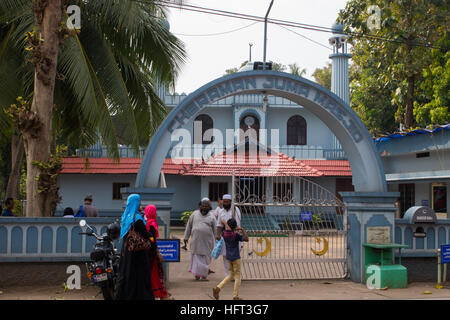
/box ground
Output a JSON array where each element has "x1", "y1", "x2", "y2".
[{"x1": 0, "y1": 228, "x2": 449, "y2": 300}]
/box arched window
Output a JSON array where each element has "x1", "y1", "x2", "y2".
[
  {"x1": 287, "y1": 115, "x2": 307, "y2": 145},
  {"x1": 193, "y1": 114, "x2": 213, "y2": 144},
  {"x1": 240, "y1": 114, "x2": 260, "y2": 142}
]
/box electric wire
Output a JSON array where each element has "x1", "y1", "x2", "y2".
[
  {"x1": 172, "y1": 21, "x2": 259, "y2": 37},
  {"x1": 143, "y1": 0, "x2": 446, "y2": 50}
]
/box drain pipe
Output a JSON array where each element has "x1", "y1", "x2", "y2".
[{"x1": 263, "y1": 0, "x2": 274, "y2": 70}]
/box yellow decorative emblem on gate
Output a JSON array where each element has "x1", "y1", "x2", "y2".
[
  {"x1": 253, "y1": 237, "x2": 271, "y2": 257},
  {"x1": 310, "y1": 237, "x2": 329, "y2": 256}
]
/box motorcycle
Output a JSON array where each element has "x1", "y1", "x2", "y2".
[{"x1": 79, "y1": 219, "x2": 121, "y2": 300}]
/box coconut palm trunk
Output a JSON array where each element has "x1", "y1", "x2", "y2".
[{"x1": 23, "y1": 0, "x2": 62, "y2": 216}]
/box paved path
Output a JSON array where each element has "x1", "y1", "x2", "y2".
[{"x1": 1, "y1": 228, "x2": 450, "y2": 300}]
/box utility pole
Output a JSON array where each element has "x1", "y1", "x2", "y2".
[{"x1": 263, "y1": 0, "x2": 274, "y2": 70}]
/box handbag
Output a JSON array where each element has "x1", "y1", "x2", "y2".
[
  {"x1": 126, "y1": 213, "x2": 152, "y2": 252},
  {"x1": 211, "y1": 237, "x2": 224, "y2": 260}
]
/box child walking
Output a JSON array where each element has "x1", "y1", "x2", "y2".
[{"x1": 212, "y1": 218, "x2": 248, "y2": 300}]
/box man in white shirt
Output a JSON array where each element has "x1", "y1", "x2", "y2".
[{"x1": 216, "y1": 194, "x2": 241, "y2": 275}]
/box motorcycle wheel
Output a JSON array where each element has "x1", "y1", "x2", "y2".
[{"x1": 101, "y1": 280, "x2": 116, "y2": 300}]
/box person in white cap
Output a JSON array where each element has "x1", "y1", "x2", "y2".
[{"x1": 216, "y1": 194, "x2": 241, "y2": 275}]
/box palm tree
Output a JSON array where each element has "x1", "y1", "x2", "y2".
[
  {"x1": 288, "y1": 63, "x2": 307, "y2": 77},
  {"x1": 0, "y1": 23, "x2": 32, "y2": 200},
  {"x1": 0, "y1": 0, "x2": 186, "y2": 216}
]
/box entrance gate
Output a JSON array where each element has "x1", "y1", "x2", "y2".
[{"x1": 232, "y1": 168, "x2": 348, "y2": 280}]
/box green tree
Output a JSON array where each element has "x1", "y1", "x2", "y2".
[
  {"x1": 224, "y1": 60, "x2": 248, "y2": 75},
  {"x1": 288, "y1": 63, "x2": 307, "y2": 77},
  {"x1": 414, "y1": 32, "x2": 450, "y2": 125},
  {"x1": 270, "y1": 61, "x2": 286, "y2": 72},
  {"x1": 312, "y1": 62, "x2": 332, "y2": 90},
  {"x1": 338, "y1": 0, "x2": 449, "y2": 131},
  {"x1": 0, "y1": 0, "x2": 186, "y2": 216}
]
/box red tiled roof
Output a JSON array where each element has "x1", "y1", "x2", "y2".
[
  {"x1": 61, "y1": 156, "x2": 352, "y2": 177},
  {"x1": 302, "y1": 160, "x2": 352, "y2": 176},
  {"x1": 164, "y1": 152, "x2": 352, "y2": 177},
  {"x1": 161, "y1": 158, "x2": 196, "y2": 175},
  {"x1": 61, "y1": 158, "x2": 141, "y2": 174},
  {"x1": 176, "y1": 152, "x2": 322, "y2": 177}
]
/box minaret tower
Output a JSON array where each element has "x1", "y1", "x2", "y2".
[{"x1": 328, "y1": 23, "x2": 351, "y2": 105}]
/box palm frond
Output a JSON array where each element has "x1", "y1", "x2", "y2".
[{"x1": 57, "y1": 33, "x2": 120, "y2": 159}]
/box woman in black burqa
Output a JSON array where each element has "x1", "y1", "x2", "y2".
[{"x1": 116, "y1": 193, "x2": 156, "y2": 300}]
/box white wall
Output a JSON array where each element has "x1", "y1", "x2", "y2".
[{"x1": 382, "y1": 149, "x2": 450, "y2": 174}]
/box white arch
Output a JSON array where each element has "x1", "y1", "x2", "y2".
[{"x1": 136, "y1": 70, "x2": 387, "y2": 192}]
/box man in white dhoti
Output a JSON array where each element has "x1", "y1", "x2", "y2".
[
  {"x1": 216, "y1": 194, "x2": 241, "y2": 275},
  {"x1": 184, "y1": 198, "x2": 217, "y2": 280}
]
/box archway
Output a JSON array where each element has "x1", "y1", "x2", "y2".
[{"x1": 136, "y1": 70, "x2": 387, "y2": 193}]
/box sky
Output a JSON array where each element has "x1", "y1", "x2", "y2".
[{"x1": 166, "y1": 0, "x2": 350, "y2": 94}]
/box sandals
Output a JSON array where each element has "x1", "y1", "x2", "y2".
[{"x1": 212, "y1": 287, "x2": 220, "y2": 300}]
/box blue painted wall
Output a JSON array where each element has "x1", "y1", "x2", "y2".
[
  {"x1": 57, "y1": 173, "x2": 136, "y2": 214},
  {"x1": 266, "y1": 107, "x2": 335, "y2": 149},
  {"x1": 167, "y1": 102, "x2": 344, "y2": 160},
  {"x1": 0, "y1": 218, "x2": 119, "y2": 262},
  {"x1": 165, "y1": 174, "x2": 201, "y2": 216}
]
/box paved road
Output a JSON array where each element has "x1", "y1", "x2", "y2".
[{"x1": 1, "y1": 228, "x2": 450, "y2": 300}]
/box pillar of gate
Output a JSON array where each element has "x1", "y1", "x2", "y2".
[{"x1": 340, "y1": 192, "x2": 399, "y2": 283}]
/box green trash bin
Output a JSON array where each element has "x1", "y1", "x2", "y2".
[{"x1": 363, "y1": 243, "x2": 409, "y2": 289}]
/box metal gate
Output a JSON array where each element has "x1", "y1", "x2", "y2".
[{"x1": 232, "y1": 168, "x2": 348, "y2": 280}]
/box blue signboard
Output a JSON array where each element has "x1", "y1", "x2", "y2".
[
  {"x1": 300, "y1": 212, "x2": 312, "y2": 221},
  {"x1": 441, "y1": 244, "x2": 450, "y2": 264},
  {"x1": 157, "y1": 239, "x2": 180, "y2": 262}
]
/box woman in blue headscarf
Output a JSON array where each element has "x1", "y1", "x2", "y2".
[{"x1": 116, "y1": 194, "x2": 156, "y2": 300}]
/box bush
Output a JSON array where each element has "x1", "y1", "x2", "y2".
[
  {"x1": 12, "y1": 199, "x2": 23, "y2": 216},
  {"x1": 312, "y1": 213, "x2": 323, "y2": 226},
  {"x1": 180, "y1": 210, "x2": 194, "y2": 225}
]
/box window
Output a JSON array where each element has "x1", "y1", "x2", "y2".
[
  {"x1": 113, "y1": 182, "x2": 130, "y2": 200},
  {"x1": 193, "y1": 114, "x2": 213, "y2": 145},
  {"x1": 209, "y1": 182, "x2": 228, "y2": 202},
  {"x1": 399, "y1": 183, "x2": 415, "y2": 217},
  {"x1": 432, "y1": 183, "x2": 447, "y2": 213},
  {"x1": 240, "y1": 114, "x2": 260, "y2": 142},
  {"x1": 287, "y1": 115, "x2": 307, "y2": 145},
  {"x1": 273, "y1": 182, "x2": 293, "y2": 202}
]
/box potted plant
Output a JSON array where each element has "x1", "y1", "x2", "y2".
[
  {"x1": 312, "y1": 213, "x2": 323, "y2": 231},
  {"x1": 180, "y1": 210, "x2": 194, "y2": 225}
]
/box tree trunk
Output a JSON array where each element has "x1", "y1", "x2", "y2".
[
  {"x1": 24, "y1": 0, "x2": 62, "y2": 217},
  {"x1": 5, "y1": 134, "x2": 24, "y2": 199}
]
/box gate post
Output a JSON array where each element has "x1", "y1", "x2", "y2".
[{"x1": 340, "y1": 192, "x2": 399, "y2": 283}]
